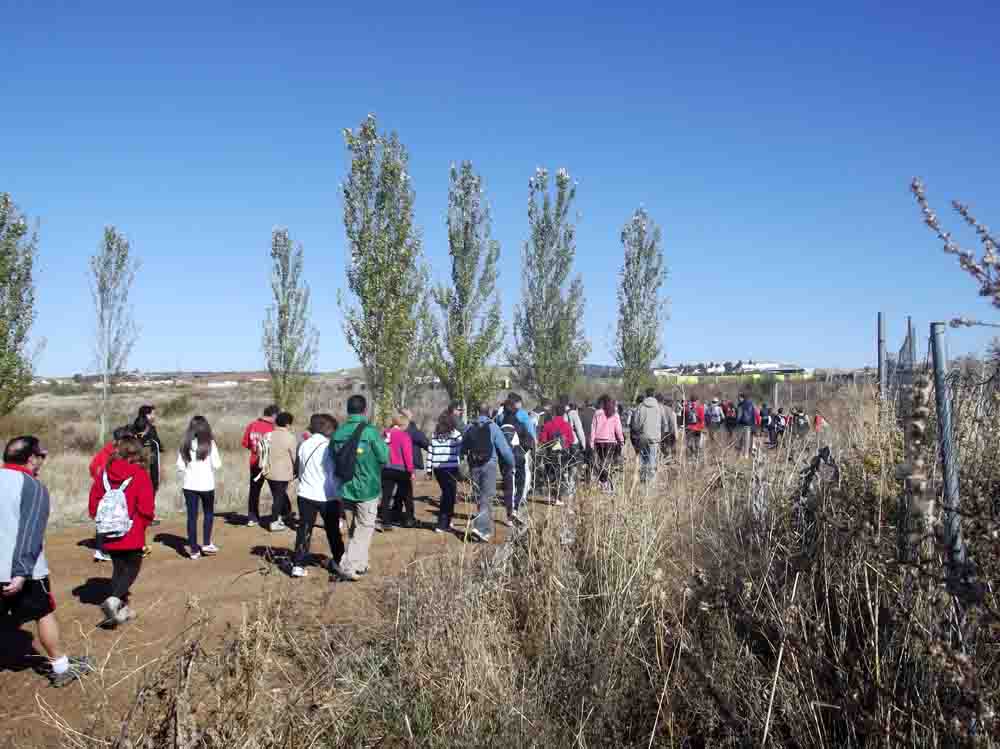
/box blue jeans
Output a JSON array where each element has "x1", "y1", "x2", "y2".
[
  {"x1": 184, "y1": 489, "x2": 215, "y2": 552},
  {"x1": 639, "y1": 442, "x2": 658, "y2": 483},
  {"x1": 470, "y1": 461, "x2": 498, "y2": 538}
]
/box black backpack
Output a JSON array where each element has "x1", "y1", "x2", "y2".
[
  {"x1": 332, "y1": 422, "x2": 368, "y2": 482},
  {"x1": 465, "y1": 422, "x2": 494, "y2": 468}
]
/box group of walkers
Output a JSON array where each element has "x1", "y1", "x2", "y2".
[{"x1": 0, "y1": 388, "x2": 830, "y2": 689}]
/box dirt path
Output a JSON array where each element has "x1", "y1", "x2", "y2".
[{"x1": 0, "y1": 479, "x2": 509, "y2": 748}]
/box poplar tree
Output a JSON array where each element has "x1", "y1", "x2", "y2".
[
  {"x1": 431, "y1": 161, "x2": 503, "y2": 413},
  {"x1": 340, "y1": 114, "x2": 425, "y2": 421},
  {"x1": 262, "y1": 227, "x2": 318, "y2": 409},
  {"x1": 0, "y1": 193, "x2": 39, "y2": 416},
  {"x1": 90, "y1": 226, "x2": 139, "y2": 444},
  {"x1": 508, "y1": 167, "x2": 589, "y2": 400},
  {"x1": 615, "y1": 207, "x2": 669, "y2": 402}
]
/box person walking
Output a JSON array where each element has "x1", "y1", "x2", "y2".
[
  {"x1": 461, "y1": 404, "x2": 514, "y2": 542},
  {"x1": 89, "y1": 425, "x2": 135, "y2": 562},
  {"x1": 87, "y1": 436, "x2": 155, "y2": 627},
  {"x1": 427, "y1": 412, "x2": 463, "y2": 533},
  {"x1": 176, "y1": 416, "x2": 222, "y2": 560},
  {"x1": 241, "y1": 405, "x2": 278, "y2": 527},
  {"x1": 264, "y1": 412, "x2": 298, "y2": 532},
  {"x1": 403, "y1": 409, "x2": 430, "y2": 474},
  {"x1": 685, "y1": 397, "x2": 707, "y2": 457},
  {"x1": 2, "y1": 436, "x2": 95, "y2": 686},
  {"x1": 291, "y1": 413, "x2": 341, "y2": 579},
  {"x1": 133, "y1": 404, "x2": 162, "y2": 526},
  {"x1": 578, "y1": 400, "x2": 596, "y2": 483},
  {"x1": 706, "y1": 398, "x2": 724, "y2": 443},
  {"x1": 591, "y1": 395, "x2": 625, "y2": 492},
  {"x1": 539, "y1": 403, "x2": 575, "y2": 506},
  {"x1": 381, "y1": 410, "x2": 416, "y2": 529},
  {"x1": 331, "y1": 395, "x2": 389, "y2": 581},
  {"x1": 498, "y1": 400, "x2": 534, "y2": 525},
  {"x1": 660, "y1": 397, "x2": 678, "y2": 462},
  {"x1": 633, "y1": 389, "x2": 663, "y2": 483},
  {"x1": 736, "y1": 393, "x2": 756, "y2": 456}
]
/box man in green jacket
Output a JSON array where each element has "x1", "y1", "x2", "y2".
[{"x1": 331, "y1": 395, "x2": 389, "y2": 581}]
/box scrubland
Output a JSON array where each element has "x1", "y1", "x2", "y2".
[{"x1": 6, "y1": 375, "x2": 998, "y2": 747}]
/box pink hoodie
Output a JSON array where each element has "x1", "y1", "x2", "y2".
[
  {"x1": 384, "y1": 426, "x2": 414, "y2": 473},
  {"x1": 591, "y1": 409, "x2": 624, "y2": 445}
]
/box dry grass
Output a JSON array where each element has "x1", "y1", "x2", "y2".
[{"x1": 19, "y1": 377, "x2": 1000, "y2": 746}]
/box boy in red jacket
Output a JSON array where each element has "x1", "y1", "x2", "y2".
[
  {"x1": 88, "y1": 436, "x2": 155, "y2": 627},
  {"x1": 241, "y1": 405, "x2": 278, "y2": 527}
]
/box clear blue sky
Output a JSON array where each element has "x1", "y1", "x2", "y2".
[{"x1": 4, "y1": 0, "x2": 999, "y2": 376}]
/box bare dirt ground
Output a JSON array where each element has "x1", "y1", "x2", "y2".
[{"x1": 0, "y1": 478, "x2": 508, "y2": 748}]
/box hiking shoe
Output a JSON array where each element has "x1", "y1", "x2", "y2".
[
  {"x1": 202, "y1": 544, "x2": 219, "y2": 555},
  {"x1": 49, "y1": 656, "x2": 96, "y2": 688},
  {"x1": 357, "y1": 567, "x2": 369, "y2": 576},
  {"x1": 401, "y1": 518, "x2": 416, "y2": 529},
  {"x1": 291, "y1": 566, "x2": 307, "y2": 578},
  {"x1": 93, "y1": 550, "x2": 111, "y2": 562},
  {"x1": 246, "y1": 518, "x2": 259, "y2": 527},
  {"x1": 101, "y1": 596, "x2": 122, "y2": 624},
  {"x1": 142, "y1": 545, "x2": 152, "y2": 558},
  {"x1": 150, "y1": 518, "x2": 161, "y2": 527},
  {"x1": 270, "y1": 520, "x2": 287, "y2": 532},
  {"x1": 114, "y1": 606, "x2": 136, "y2": 625},
  {"x1": 469, "y1": 528, "x2": 491, "y2": 543}
]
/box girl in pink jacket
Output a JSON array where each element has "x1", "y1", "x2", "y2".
[
  {"x1": 590, "y1": 396, "x2": 624, "y2": 492},
  {"x1": 380, "y1": 411, "x2": 415, "y2": 529}
]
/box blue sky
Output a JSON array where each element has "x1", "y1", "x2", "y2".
[{"x1": 3, "y1": 0, "x2": 999, "y2": 376}]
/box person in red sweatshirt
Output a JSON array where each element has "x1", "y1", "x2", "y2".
[
  {"x1": 380, "y1": 411, "x2": 415, "y2": 529},
  {"x1": 241, "y1": 405, "x2": 278, "y2": 527},
  {"x1": 87, "y1": 436, "x2": 155, "y2": 628},
  {"x1": 539, "y1": 405, "x2": 575, "y2": 506},
  {"x1": 88, "y1": 426, "x2": 135, "y2": 562},
  {"x1": 685, "y1": 398, "x2": 706, "y2": 457}
]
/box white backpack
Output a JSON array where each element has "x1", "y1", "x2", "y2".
[
  {"x1": 95, "y1": 472, "x2": 134, "y2": 538},
  {"x1": 254, "y1": 433, "x2": 273, "y2": 481}
]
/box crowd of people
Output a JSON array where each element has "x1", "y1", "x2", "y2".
[{"x1": 1, "y1": 389, "x2": 829, "y2": 688}]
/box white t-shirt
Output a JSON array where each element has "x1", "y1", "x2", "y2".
[
  {"x1": 176, "y1": 440, "x2": 222, "y2": 492},
  {"x1": 297, "y1": 433, "x2": 335, "y2": 502}
]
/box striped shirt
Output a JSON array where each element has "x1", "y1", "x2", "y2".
[{"x1": 427, "y1": 431, "x2": 462, "y2": 470}]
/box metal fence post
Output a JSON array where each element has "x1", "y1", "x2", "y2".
[
  {"x1": 930, "y1": 322, "x2": 967, "y2": 580},
  {"x1": 877, "y1": 312, "x2": 887, "y2": 401}
]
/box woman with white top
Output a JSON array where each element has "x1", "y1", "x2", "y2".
[{"x1": 176, "y1": 416, "x2": 222, "y2": 560}]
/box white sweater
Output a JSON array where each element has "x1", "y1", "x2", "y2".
[
  {"x1": 297, "y1": 433, "x2": 336, "y2": 502},
  {"x1": 176, "y1": 440, "x2": 222, "y2": 491}
]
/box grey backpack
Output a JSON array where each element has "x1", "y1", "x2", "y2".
[{"x1": 95, "y1": 472, "x2": 134, "y2": 538}]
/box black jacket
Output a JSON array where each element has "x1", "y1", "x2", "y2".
[
  {"x1": 406, "y1": 422, "x2": 430, "y2": 471},
  {"x1": 136, "y1": 423, "x2": 162, "y2": 492}
]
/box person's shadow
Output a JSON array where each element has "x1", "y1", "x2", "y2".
[
  {"x1": 72, "y1": 577, "x2": 113, "y2": 606},
  {"x1": 153, "y1": 532, "x2": 189, "y2": 558},
  {"x1": 0, "y1": 626, "x2": 45, "y2": 673}
]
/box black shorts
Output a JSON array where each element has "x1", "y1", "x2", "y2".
[{"x1": 0, "y1": 577, "x2": 56, "y2": 625}]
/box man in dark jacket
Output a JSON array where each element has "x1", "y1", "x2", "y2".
[
  {"x1": 736, "y1": 393, "x2": 755, "y2": 457},
  {"x1": 403, "y1": 410, "x2": 430, "y2": 471},
  {"x1": 133, "y1": 405, "x2": 161, "y2": 525}
]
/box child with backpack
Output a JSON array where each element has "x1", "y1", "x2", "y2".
[
  {"x1": 539, "y1": 404, "x2": 574, "y2": 506},
  {"x1": 87, "y1": 436, "x2": 155, "y2": 627},
  {"x1": 176, "y1": 416, "x2": 222, "y2": 560}
]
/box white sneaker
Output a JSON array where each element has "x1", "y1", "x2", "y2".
[
  {"x1": 189, "y1": 550, "x2": 201, "y2": 560},
  {"x1": 114, "y1": 605, "x2": 135, "y2": 625},
  {"x1": 93, "y1": 550, "x2": 111, "y2": 562},
  {"x1": 291, "y1": 566, "x2": 307, "y2": 578},
  {"x1": 270, "y1": 520, "x2": 287, "y2": 532},
  {"x1": 470, "y1": 528, "x2": 491, "y2": 543},
  {"x1": 246, "y1": 519, "x2": 258, "y2": 527},
  {"x1": 553, "y1": 499, "x2": 565, "y2": 507},
  {"x1": 101, "y1": 596, "x2": 122, "y2": 624},
  {"x1": 202, "y1": 544, "x2": 219, "y2": 555}
]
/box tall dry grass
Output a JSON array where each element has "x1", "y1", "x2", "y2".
[{"x1": 35, "y1": 376, "x2": 1000, "y2": 746}]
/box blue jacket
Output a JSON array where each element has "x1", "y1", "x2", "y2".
[
  {"x1": 737, "y1": 399, "x2": 756, "y2": 427},
  {"x1": 494, "y1": 408, "x2": 536, "y2": 440},
  {"x1": 462, "y1": 416, "x2": 515, "y2": 467}
]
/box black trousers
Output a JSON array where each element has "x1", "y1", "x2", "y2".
[
  {"x1": 109, "y1": 550, "x2": 143, "y2": 602},
  {"x1": 381, "y1": 468, "x2": 414, "y2": 524},
  {"x1": 293, "y1": 497, "x2": 344, "y2": 567},
  {"x1": 247, "y1": 464, "x2": 292, "y2": 523},
  {"x1": 434, "y1": 468, "x2": 459, "y2": 530},
  {"x1": 594, "y1": 442, "x2": 620, "y2": 487}
]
